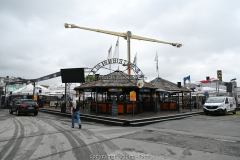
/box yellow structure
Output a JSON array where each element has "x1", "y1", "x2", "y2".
[{"x1": 64, "y1": 23, "x2": 182, "y2": 75}]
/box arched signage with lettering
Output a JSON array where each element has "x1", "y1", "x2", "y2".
[{"x1": 88, "y1": 58, "x2": 144, "y2": 80}]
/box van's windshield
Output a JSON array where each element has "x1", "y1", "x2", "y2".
[{"x1": 206, "y1": 97, "x2": 225, "y2": 103}]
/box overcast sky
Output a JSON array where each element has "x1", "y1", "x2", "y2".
[{"x1": 1, "y1": 0, "x2": 240, "y2": 86}]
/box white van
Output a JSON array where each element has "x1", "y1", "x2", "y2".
[{"x1": 203, "y1": 97, "x2": 237, "y2": 115}]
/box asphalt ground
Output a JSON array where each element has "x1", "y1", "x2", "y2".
[{"x1": 0, "y1": 108, "x2": 239, "y2": 160}]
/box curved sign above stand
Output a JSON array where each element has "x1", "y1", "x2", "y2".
[{"x1": 88, "y1": 58, "x2": 145, "y2": 80}]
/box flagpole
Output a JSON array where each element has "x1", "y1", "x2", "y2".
[
  {"x1": 158, "y1": 51, "x2": 159, "y2": 78},
  {"x1": 134, "y1": 53, "x2": 137, "y2": 72},
  {"x1": 108, "y1": 45, "x2": 112, "y2": 74},
  {"x1": 155, "y1": 51, "x2": 159, "y2": 78},
  {"x1": 110, "y1": 45, "x2": 111, "y2": 74},
  {"x1": 113, "y1": 37, "x2": 119, "y2": 71},
  {"x1": 117, "y1": 37, "x2": 119, "y2": 70},
  {"x1": 110, "y1": 44, "x2": 111, "y2": 74}
]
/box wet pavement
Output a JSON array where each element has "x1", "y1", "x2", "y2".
[{"x1": 0, "y1": 108, "x2": 239, "y2": 160}]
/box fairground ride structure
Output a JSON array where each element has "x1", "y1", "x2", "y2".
[{"x1": 64, "y1": 23, "x2": 182, "y2": 75}]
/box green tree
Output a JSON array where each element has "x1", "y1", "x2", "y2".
[{"x1": 85, "y1": 75, "x2": 94, "y2": 82}]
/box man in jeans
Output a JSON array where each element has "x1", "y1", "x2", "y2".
[{"x1": 71, "y1": 98, "x2": 82, "y2": 129}]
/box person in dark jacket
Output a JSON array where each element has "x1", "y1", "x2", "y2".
[
  {"x1": 71, "y1": 98, "x2": 82, "y2": 129},
  {"x1": 55, "y1": 101, "x2": 58, "y2": 109}
]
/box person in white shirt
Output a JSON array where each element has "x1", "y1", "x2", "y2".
[{"x1": 71, "y1": 98, "x2": 81, "y2": 129}]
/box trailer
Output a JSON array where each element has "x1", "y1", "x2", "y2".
[{"x1": 237, "y1": 87, "x2": 240, "y2": 108}]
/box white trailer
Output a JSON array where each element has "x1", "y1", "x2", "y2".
[{"x1": 237, "y1": 87, "x2": 240, "y2": 107}]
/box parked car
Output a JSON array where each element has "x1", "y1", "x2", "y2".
[
  {"x1": 9, "y1": 99, "x2": 39, "y2": 116},
  {"x1": 203, "y1": 97, "x2": 237, "y2": 116}
]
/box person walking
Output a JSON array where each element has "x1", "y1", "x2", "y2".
[
  {"x1": 82, "y1": 100, "x2": 85, "y2": 110},
  {"x1": 55, "y1": 101, "x2": 58, "y2": 109},
  {"x1": 71, "y1": 98, "x2": 82, "y2": 129}
]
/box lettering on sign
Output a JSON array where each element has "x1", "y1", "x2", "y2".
[
  {"x1": 88, "y1": 58, "x2": 144, "y2": 79},
  {"x1": 84, "y1": 89, "x2": 92, "y2": 92},
  {"x1": 101, "y1": 60, "x2": 107, "y2": 66},
  {"x1": 139, "y1": 89, "x2": 150, "y2": 92},
  {"x1": 109, "y1": 88, "x2": 122, "y2": 92},
  {"x1": 118, "y1": 59, "x2": 123, "y2": 64}
]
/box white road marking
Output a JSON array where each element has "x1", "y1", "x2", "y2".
[{"x1": 215, "y1": 138, "x2": 237, "y2": 143}]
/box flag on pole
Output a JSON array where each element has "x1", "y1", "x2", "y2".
[
  {"x1": 133, "y1": 53, "x2": 137, "y2": 71},
  {"x1": 154, "y1": 52, "x2": 158, "y2": 73},
  {"x1": 113, "y1": 37, "x2": 119, "y2": 59},
  {"x1": 183, "y1": 75, "x2": 191, "y2": 85},
  {"x1": 108, "y1": 46, "x2": 112, "y2": 69},
  {"x1": 230, "y1": 78, "x2": 236, "y2": 81}
]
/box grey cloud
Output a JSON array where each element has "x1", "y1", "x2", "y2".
[{"x1": 0, "y1": 0, "x2": 240, "y2": 85}]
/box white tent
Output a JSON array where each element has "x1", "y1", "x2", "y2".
[
  {"x1": 48, "y1": 90, "x2": 65, "y2": 96},
  {"x1": 48, "y1": 82, "x2": 65, "y2": 90},
  {"x1": 48, "y1": 82, "x2": 80, "y2": 96},
  {"x1": 48, "y1": 82, "x2": 80, "y2": 91},
  {"x1": 12, "y1": 84, "x2": 50, "y2": 95}
]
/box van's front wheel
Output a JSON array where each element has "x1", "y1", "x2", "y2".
[
  {"x1": 222, "y1": 109, "x2": 227, "y2": 116},
  {"x1": 233, "y1": 109, "x2": 236, "y2": 114}
]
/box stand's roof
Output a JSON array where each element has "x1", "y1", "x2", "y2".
[
  {"x1": 74, "y1": 71, "x2": 157, "y2": 90},
  {"x1": 149, "y1": 77, "x2": 192, "y2": 92}
]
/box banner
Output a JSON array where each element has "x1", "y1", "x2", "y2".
[
  {"x1": 113, "y1": 37, "x2": 119, "y2": 59},
  {"x1": 154, "y1": 52, "x2": 158, "y2": 72},
  {"x1": 130, "y1": 91, "x2": 136, "y2": 101},
  {"x1": 183, "y1": 75, "x2": 191, "y2": 85},
  {"x1": 133, "y1": 53, "x2": 137, "y2": 71},
  {"x1": 137, "y1": 80, "x2": 144, "y2": 88}
]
